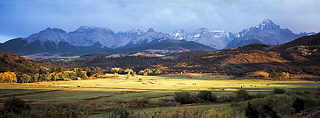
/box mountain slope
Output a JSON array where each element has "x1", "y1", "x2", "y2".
[
  {"x1": 175, "y1": 33, "x2": 320, "y2": 75},
  {"x1": 280, "y1": 33, "x2": 320, "y2": 48},
  {"x1": 77, "y1": 33, "x2": 320, "y2": 78},
  {"x1": 106, "y1": 39, "x2": 215, "y2": 55},
  {"x1": 226, "y1": 19, "x2": 315, "y2": 48},
  {"x1": 0, "y1": 38, "x2": 108, "y2": 56},
  {"x1": 169, "y1": 28, "x2": 235, "y2": 49}
]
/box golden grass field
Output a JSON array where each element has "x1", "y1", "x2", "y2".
[
  {"x1": 0, "y1": 73, "x2": 319, "y2": 117},
  {"x1": 0, "y1": 74, "x2": 319, "y2": 101},
  {"x1": 1, "y1": 74, "x2": 318, "y2": 91}
]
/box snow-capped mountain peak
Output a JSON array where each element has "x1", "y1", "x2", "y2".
[
  {"x1": 255, "y1": 19, "x2": 280, "y2": 30},
  {"x1": 261, "y1": 18, "x2": 274, "y2": 25},
  {"x1": 25, "y1": 27, "x2": 68, "y2": 44},
  {"x1": 226, "y1": 19, "x2": 312, "y2": 49},
  {"x1": 42, "y1": 27, "x2": 67, "y2": 33}
]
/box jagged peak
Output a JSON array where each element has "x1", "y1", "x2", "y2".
[
  {"x1": 41, "y1": 27, "x2": 67, "y2": 33},
  {"x1": 261, "y1": 18, "x2": 274, "y2": 25},
  {"x1": 252, "y1": 18, "x2": 280, "y2": 30}
]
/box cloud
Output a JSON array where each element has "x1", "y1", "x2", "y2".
[
  {"x1": 0, "y1": 0, "x2": 319, "y2": 40},
  {"x1": 0, "y1": 34, "x2": 15, "y2": 43}
]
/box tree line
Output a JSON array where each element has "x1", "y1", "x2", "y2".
[{"x1": 0, "y1": 65, "x2": 168, "y2": 83}]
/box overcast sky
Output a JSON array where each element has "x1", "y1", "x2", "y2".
[{"x1": 0, "y1": 0, "x2": 319, "y2": 42}]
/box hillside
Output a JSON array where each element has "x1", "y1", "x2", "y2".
[
  {"x1": 280, "y1": 33, "x2": 320, "y2": 49},
  {"x1": 105, "y1": 39, "x2": 215, "y2": 55},
  {"x1": 0, "y1": 52, "x2": 51, "y2": 73}
]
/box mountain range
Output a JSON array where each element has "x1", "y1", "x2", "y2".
[
  {"x1": 1, "y1": 32, "x2": 320, "y2": 78},
  {"x1": 0, "y1": 19, "x2": 316, "y2": 57},
  {"x1": 225, "y1": 19, "x2": 315, "y2": 48},
  {"x1": 68, "y1": 33, "x2": 320, "y2": 77}
]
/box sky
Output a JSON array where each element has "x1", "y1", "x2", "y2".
[{"x1": 0, "y1": 0, "x2": 319, "y2": 42}]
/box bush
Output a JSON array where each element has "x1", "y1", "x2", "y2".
[
  {"x1": 273, "y1": 88, "x2": 286, "y2": 94},
  {"x1": 217, "y1": 96, "x2": 233, "y2": 103},
  {"x1": 3, "y1": 97, "x2": 30, "y2": 115},
  {"x1": 245, "y1": 102, "x2": 279, "y2": 118},
  {"x1": 174, "y1": 92, "x2": 196, "y2": 104},
  {"x1": 108, "y1": 107, "x2": 130, "y2": 118},
  {"x1": 235, "y1": 89, "x2": 250, "y2": 101},
  {"x1": 292, "y1": 97, "x2": 304, "y2": 113},
  {"x1": 131, "y1": 98, "x2": 149, "y2": 108},
  {"x1": 245, "y1": 102, "x2": 259, "y2": 118},
  {"x1": 269, "y1": 72, "x2": 290, "y2": 80},
  {"x1": 247, "y1": 94, "x2": 295, "y2": 117},
  {"x1": 197, "y1": 91, "x2": 217, "y2": 102}
]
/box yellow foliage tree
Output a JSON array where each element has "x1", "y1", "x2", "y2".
[
  {"x1": 111, "y1": 68, "x2": 121, "y2": 77},
  {"x1": 124, "y1": 68, "x2": 134, "y2": 79},
  {"x1": 0, "y1": 72, "x2": 17, "y2": 83},
  {"x1": 281, "y1": 72, "x2": 290, "y2": 80},
  {"x1": 143, "y1": 69, "x2": 153, "y2": 76}
]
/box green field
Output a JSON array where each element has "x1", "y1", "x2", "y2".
[{"x1": 0, "y1": 74, "x2": 319, "y2": 118}]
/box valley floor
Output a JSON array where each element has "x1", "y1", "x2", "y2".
[{"x1": 0, "y1": 74, "x2": 319, "y2": 118}]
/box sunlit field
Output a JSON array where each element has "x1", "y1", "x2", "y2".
[
  {"x1": 0, "y1": 73, "x2": 319, "y2": 117},
  {"x1": 0, "y1": 74, "x2": 318, "y2": 92}
]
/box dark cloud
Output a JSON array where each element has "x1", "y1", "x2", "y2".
[{"x1": 0, "y1": 0, "x2": 319, "y2": 41}]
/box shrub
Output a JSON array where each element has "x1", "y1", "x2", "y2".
[
  {"x1": 235, "y1": 89, "x2": 250, "y2": 101},
  {"x1": 270, "y1": 72, "x2": 290, "y2": 80},
  {"x1": 245, "y1": 102, "x2": 259, "y2": 118},
  {"x1": 247, "y1": 71, "x2": 270, "y2": 78},
  {"x1": 131, "y1": 98, "x2": 149, "y2": 108},
  {"x1": 273, "y1": 88, "x2": 286, "y2": 94},
  {"x1": 248, "y1": 94, "x2": 295, "y2": 117},
  {"x1": 206, "y1": 106, "x2": 243, "y2": 118},
  {"x1": 197, "y1": 91, "x2": 217, "y2": 102},
  {"x1": 246, "y1": 102, "x2": 279, "y2": 118},
  {"x1": 108, "y1": 107, "x2": 130, "y2": 118},
  {"x1": 217, "y1": 96, "x2": 233, "y2": 103},
  {"x1": 174, "y1": 92, "x2": 196, "y2": 104},
  {"x1": 3, "y1": 97, "x2": 30, "y2": 115},
  {"x1": 292, "y1": 97, "x2": 304, "y2": 113}
]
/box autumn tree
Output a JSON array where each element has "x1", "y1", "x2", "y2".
[
  {"x1": 111, "y1": 68, "x2": 121, "y2": 77},
  {"x1": 138, "y1": 70, "x2": 144, "y2": 75},
  {"x1": 0, "y1": 72, "x2": 17, "y2": 83},
  {"x1": 124, "y1": 68, "x2": 134, "y2": 79},
  {"x1": 154, "y1": 69, "x2": 162, "y2": 75},
  {"x1": 143, "y1": 69, "x2": 153, "y2": 76},
  {"x1": 79, "y1": 71, "x2": 88, "y2": 79}
]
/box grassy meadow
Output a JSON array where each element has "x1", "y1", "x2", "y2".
[{"x1": 1, "y1": 73, "x2": 320, "y2": 118}]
